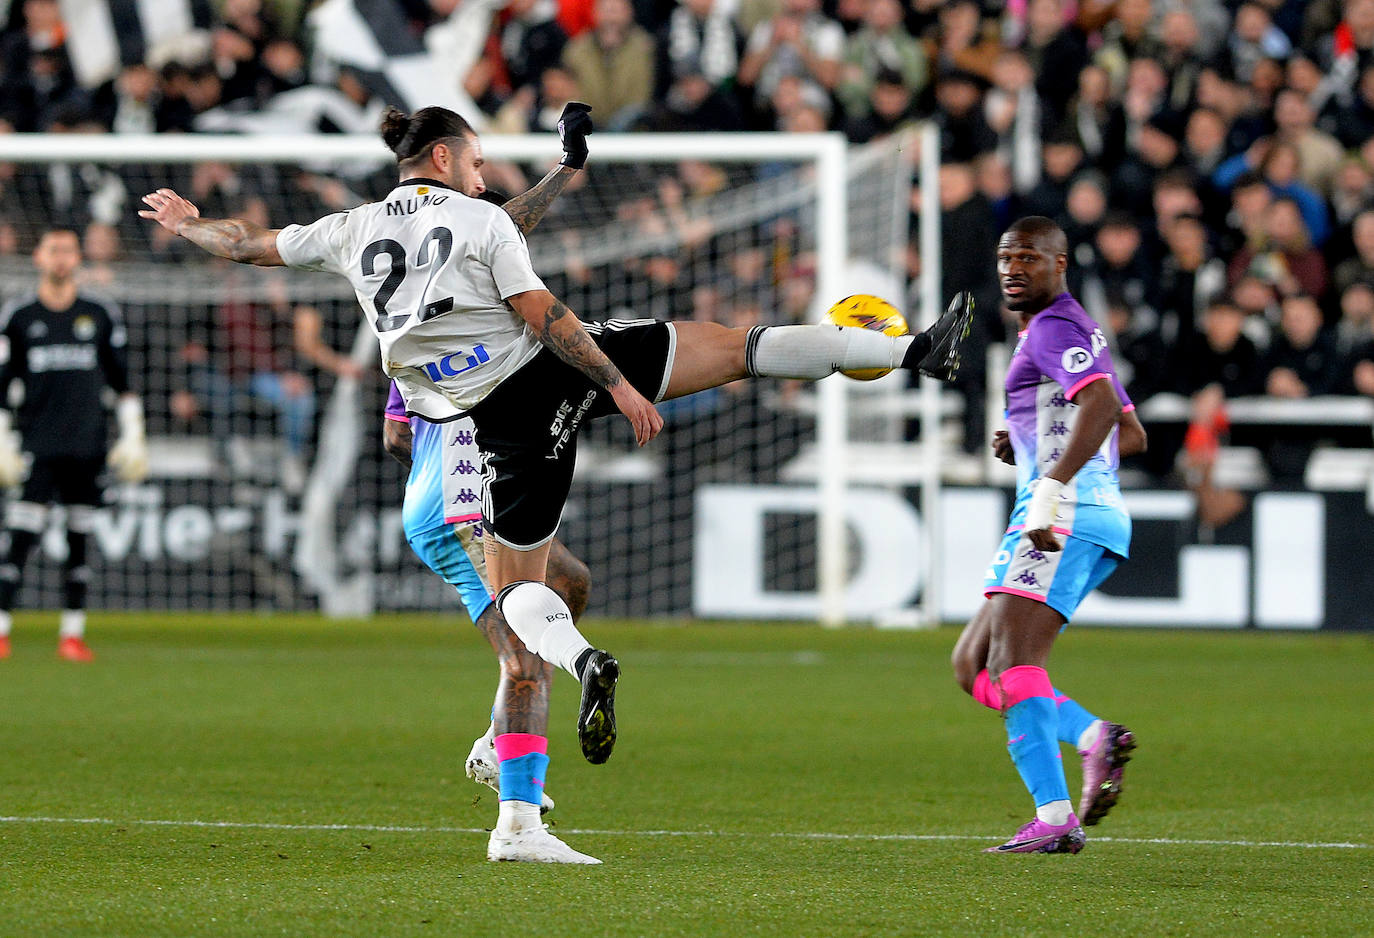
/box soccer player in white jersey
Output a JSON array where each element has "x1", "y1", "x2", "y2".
[
  {"x1": 950, "y1": 217, "x2": 1148, "y2": 854},
  {"x1": 140, "y1": 103, "x2": 973, "y2": 863}
]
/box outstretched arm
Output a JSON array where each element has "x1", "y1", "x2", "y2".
[
  {"x1": 505, "y1": 288, "x2": 662, "y2": 446},
  {"x1": 139, "y1": 188, "x2": 285, "y2": 266}
]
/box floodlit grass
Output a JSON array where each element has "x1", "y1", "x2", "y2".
[{"x1": 0, "y1": 614, "x2": 1370, "y2": 937}]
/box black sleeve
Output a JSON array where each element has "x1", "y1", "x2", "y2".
[{"x1": 94, "y1": 299, "x2": 130, "y2": 395}]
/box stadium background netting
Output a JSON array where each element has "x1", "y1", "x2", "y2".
[{"x1": 0, "y1": 132, "x2": 919, "y2": 616}]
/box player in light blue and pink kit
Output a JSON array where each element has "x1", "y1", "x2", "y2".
[{"x1": 951, "y1": 217, "x2": 1148, "y2": 854}]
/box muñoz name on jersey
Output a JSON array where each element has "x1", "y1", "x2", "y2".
[{"x1": 276, "y1": 179, "x2": 546, "y2": 421}]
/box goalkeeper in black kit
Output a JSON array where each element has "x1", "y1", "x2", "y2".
[{"x1": 0, "y1": 228, "x2": 148, "y2": 661}]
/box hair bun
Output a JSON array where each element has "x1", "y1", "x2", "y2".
[{"x1": 379, "y1": 107, "x2": 413, "y2": 156}]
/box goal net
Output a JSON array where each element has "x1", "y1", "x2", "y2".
[{"x1": 0, "y1": 131, "x2": 924, "y2": 620}]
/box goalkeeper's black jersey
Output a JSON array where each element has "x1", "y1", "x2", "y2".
[{"x1": 0, "y1": 293, "x2": 129, "y2": 459}]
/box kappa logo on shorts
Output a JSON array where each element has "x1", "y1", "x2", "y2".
[{"x1": 548, "y1": 390, "x2": 598, "y2": 459}]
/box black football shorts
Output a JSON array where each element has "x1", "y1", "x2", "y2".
[
  {"x1": 467, "y1": 319, "x2": 675, "y2": 550},
  {"x1": 22, "y1": 455, "x2": 104, "y2": 507}
]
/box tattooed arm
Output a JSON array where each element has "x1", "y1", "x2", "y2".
[
  {"x1": 501, "y1": 165, "x2": 579, "y2": 235},
  {"x1": 506, "y1": 288, "x2": 662, "y2": 445},
  {"x1": 139, "y1": 188, "x2": 285, "y2": 266}
]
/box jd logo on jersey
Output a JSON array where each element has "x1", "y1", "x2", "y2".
[{"x1": 419, "y1": 345, "x2": 489, "y2": 382}]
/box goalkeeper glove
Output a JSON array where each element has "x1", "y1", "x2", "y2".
[
  {"x1": 0, "y1": 410, "x2": 24, "y2": 488},
  {"x1": 107, "y1": 395, "x2": 149, "y2": 483},
  {"x1": 557, "y1": 102, "x2": 594, "y2": 170}
]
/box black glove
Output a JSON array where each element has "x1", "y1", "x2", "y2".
[{"x1": 558, "y1": 102, "x2": 593, "y2": 169}]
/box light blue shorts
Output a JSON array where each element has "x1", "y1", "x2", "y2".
[
  {"x1": 983, "y1": 530, "x2": 1121, "y2": 621},
  {"x1": 407, "y1": 522, "x2": 493, "y2": 622}
]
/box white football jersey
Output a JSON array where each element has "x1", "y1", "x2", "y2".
[{"x1": 276, "y1": 179, "x2": 546, "y2": 419}]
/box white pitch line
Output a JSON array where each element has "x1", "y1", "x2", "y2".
[{"x1": 0, "y1": 816, "x2": 1367, "y2": 850}]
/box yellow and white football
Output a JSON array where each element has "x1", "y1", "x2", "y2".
[{"x1": 823, "y1": 294, "x2": 909, "y2": 380}]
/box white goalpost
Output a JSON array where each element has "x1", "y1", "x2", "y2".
[{"x1": 0, "y1": 129, "x2": 945, "y2": 624}]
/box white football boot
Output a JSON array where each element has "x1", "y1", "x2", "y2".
[
  {"x1": 487, "y1": 824, "x2": 601, "y2": 864},
  {"x1": 465, "y1": 733, "x2": 556, "y2": 814}
]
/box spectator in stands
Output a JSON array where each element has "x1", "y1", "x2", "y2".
[
  {"x1": 1273, "y1": 87, "x2": 1345, "y2": 197},
  {"x1": 1229, "y1": 196, "x2": 1330, "y2": 302},
  {"x1": 1179, "y1": 297, "x2": 1259, "y2": 525},
  {"x1": 1022, "y1": 135, "x2": 1082, "y2": 220},
  {"x1": 1064, "y1": 65, "x2": 1122, "y2": 171},
  {"x1": 1330, "y1": 157, "x2": 1374, "y2": 234},
  {"x1": 1265, "y1": 293, "x2": 1342, "y2": 398},
  {"x1": 562, "y1": 0, "x2": 655, "y2": 130},
  {"x1": 1332, "y1": 63, "x2": 1374, "y2": 148},
  {"x1": 1092, "y1": 0, "x2": 1162, "y2": 93},
  {"x1": 1158, "y1": 7, "x2": 1208, "y2": 113},
  {"x1": 1225, "y1": 1, "x2": 1293, "y2": 84},
  {"x1": 0, "y1": 0, "x2": 80, "y2": 132},
  {"x1": 1217, "y1": 138, "x2": 1331, "y2": 247},
  {"x1": 1313, "y1": 0, "x2": 1374, "y2": 108},
  {"x1": 1061, "y1": 171, "x2": 1108, "y2": 263},
  {"x1": 1016, "y1": 0, "x2": 1088, "y2": 128},
  {"x1": 935, "y1": 160, "x2": 999, "y2": 453},
  {"x1": 931, "y1": 68, "x2": 996, "y2": 163},
  {"x1": 1183, "y1": 107, "x2": 1231, "y2": 181},
  {"x1": 1088, "y1": 213, "x2": 1160, "y2": 321},
  {"x1": 1334, "y1": 209, "x2": 1374, "y2": 298},
  {"x1": 1159, "y1": 212, "x2": 1228, "y2": 352},
  {"x1": 974, "y1": 151, "x2": 1020, "y2": 230},
  {"x1": 836, "y1": 0, "x2": 926, "y2": 120},
  {"x1": 983, "y1": 50, "x2": 1042, "y2": 194},
  {"x1": 654, "y1": 0, "x2": 742, "y2": 102},
  {"x1": 500, "y1": 0, "x2": 570, "y2": 95},
  {"x1": 1337, "y1": 279, "x2": 1374, "y2": 352},
  {"x1": 925, "y1": 0, "x2": 1000, "y2": 85},
  {"x1": 843, "y1": 67, "x2": 917, "y2": 144},
  {"x1": 737, "y1": 0, "x2": 844, "y2": 118},
  {"x1": 640, "y1": 66, "x2": 744, "y2": 131},
  {"x1": 1111, "y1": 111, "x2": 1184, "y2": 219},
  {"x1": 109, "y1": 65, "x2": 160, "y2": 135},
  {"x1": 1104, "y1": 292, "x2": 1172, "y2": 406}
]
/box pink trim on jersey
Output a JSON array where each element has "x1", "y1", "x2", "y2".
[
  {"x1": 997, "y1": 665, "x2": 1054, "y2": 707},
  {"x1": 985, "y1": 585, "x2": 1050, "y2": 604},
  {"x1": 1122, "y1": 402, "x2": 1136, "y2": 413},
  {"x1": 494, "y1": 733, "x2": 548, "y2": 761},
  {"x1": 1053, "y1": 689, "x2": 1071, "y2": 705},
  {"x1": 1065, "y1": 372, "x2": 1110, "y2": 400},
  {"x1": 445, "y1": 512, "x2": 481, "y2": 525},
  {"x1": 384, "y1": 412, "x2": 410, "y2": 424},
  {"x1": 972, "y1": 669, "x2": 1001, "y2": 710},
  {"x1": 1006, "y1": 524, "x2": 1074, "y2": 536}
]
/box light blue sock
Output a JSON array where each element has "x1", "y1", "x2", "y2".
[
  {"x1": 1005, "y1": 696, "x2": 1072, "y2": 808},
  {"x1": 1053, "y1": 687, "x2": 1099, "y2": 749},
  {"x1": 498, "y1": 752, "x2": 549, "y2": 804}
]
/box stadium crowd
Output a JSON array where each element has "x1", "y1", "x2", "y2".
[{"x1": 0, "y1": 0, "x2": 1372, "y2": 488}]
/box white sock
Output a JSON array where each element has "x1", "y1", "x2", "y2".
[
  {"x1": 1077, "y1": 719, "x2": 1104, "y2": 753},
  {"x1": 1036, "y1": 799, "x2": 1074, "y2": 826},
  {"x1": 498, "y1": 581, "x2": 592, "y2": 678},
  {"x1": 0, "y1": 610, "x2": 11, "y2": 637},
  {"x1": 747, "y1": 325, "x2": 913, "y2": 379},
  {"x1": 495, "y1": 799, "x2": 542, "y2": 835},
  {"x1": 59, "y1": 609, "x2": 85, "y2": 639}
]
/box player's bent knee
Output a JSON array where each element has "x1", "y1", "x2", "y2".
[{"x1": 496, "y1": 580, "x2": 574, "y2": 659}]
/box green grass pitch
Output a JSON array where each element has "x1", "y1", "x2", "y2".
[{"x1": 0, "y1": 613, "x2": 1370, "y2": 937}]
